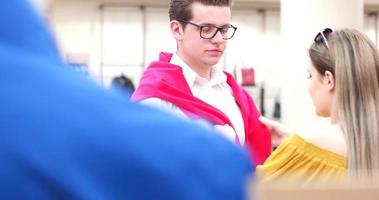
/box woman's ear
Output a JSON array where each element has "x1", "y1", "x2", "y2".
[
  {"x1": 170, "y1": 20, "x2": 183, "y2": 41},
  {"x1": 324, "y1": 70, "x2": 335, "y2": 91}
]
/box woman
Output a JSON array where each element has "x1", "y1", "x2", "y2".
[{"x1": 258, "y1": 28, "x2": 379, "y2": 182}]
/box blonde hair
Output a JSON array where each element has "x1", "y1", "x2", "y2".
[{"x1": 309, "y1": 29, "x2": 379, "y2": 180}]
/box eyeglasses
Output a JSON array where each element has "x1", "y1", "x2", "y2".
[
  {"x1": 179, "y1": 20, "x2": 237, "y2": 40},
  {"x1": 314, "y1": 28, "x2": 333, "y2": 49}
]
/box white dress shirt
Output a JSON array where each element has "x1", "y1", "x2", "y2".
[{"x1": 140, "y1": 53, "x2": 245, "y2": 145}]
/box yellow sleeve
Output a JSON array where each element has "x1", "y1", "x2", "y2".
[{"x1": 256, "y1": 134, "x2": 347, "y2": 183}]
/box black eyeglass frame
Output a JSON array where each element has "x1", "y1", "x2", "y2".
[
  {"x1": 179, "y1": 20, "x2": 237, "y2": 40},
  {"x1": 314, "y1": 28, "x2": 333, "y2": 49}
]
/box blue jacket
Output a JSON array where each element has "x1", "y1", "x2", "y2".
[{"x1": 0, "y1": 1, "x2": 253, "y2": 199}]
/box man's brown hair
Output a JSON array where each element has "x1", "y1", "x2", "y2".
[{"x1": 169, "y1": 0, "x2": 232, "y2": 28}]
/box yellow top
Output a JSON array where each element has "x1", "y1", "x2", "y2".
[{"x1": 257, "y1": 134, "x2": 347, "y2": 183}]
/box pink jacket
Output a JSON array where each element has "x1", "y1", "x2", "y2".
[{"x1": 132, "y1": 52, "x2": 271, "y2": 164}]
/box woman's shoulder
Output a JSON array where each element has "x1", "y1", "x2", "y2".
[
  {"x1": 296, "y1": 123, "x2": 346, "y2": 157},
  {"x1": 257, "y1": 132, "x2": 346, "y2": 183}
]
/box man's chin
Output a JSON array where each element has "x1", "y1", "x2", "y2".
[{"x1": 205, "y1": 58, "x2": 222, "y2": 66}]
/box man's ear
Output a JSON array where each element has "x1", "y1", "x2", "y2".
[
  {"x1": 170, "y1": 20, "x2": 183, "y2": 41},
  {"x1": 324, "y1": 70, "x2": 335, "y2": 91}
]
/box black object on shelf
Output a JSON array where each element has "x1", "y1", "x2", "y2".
[
  {"x1": 260, "y1": 86, "x2": 265, "y2": 116},
  {"x1": 273, "y1": 99, "x2": 281, "y2": 119},
  {"x1": 111, "y1": 74, "x2": 135, "y2": 93}
]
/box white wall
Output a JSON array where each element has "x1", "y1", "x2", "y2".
[
  {"x1": 50, "y1": 0, "x2": 280, "y2": 90},
  {"x1": 50, "y1": 0, "x2": 100, "y2": 78},
  {"x1": 50, "y1": 0, "x2": 177, "y2": 86}
]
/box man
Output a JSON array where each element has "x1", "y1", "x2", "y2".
[
  {"x1": 132, "y1": 0, "x2": 271, "y2": 164},
  {"x1": 0, "y1": 0, "x2": 252, "y2": 199}
]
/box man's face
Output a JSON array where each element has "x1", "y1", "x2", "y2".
[{"x1": 178, "y1": 2, "x2": 231, "y2": 70}]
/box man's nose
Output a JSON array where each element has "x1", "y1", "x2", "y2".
[{"x1": 211, "y1": 30, "x2": 224, "y2": 43}]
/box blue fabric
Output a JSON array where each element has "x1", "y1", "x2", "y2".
[{"x1": 0, "y1": 1, "x2": 253, "y2": 199}]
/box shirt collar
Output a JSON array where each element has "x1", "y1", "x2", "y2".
[
  {"x1": 171, "y1": 53, "x2": 227, "y2": 88},
  {"x1": 171, "y1": 53, "x2": 197, "y2": 88}
]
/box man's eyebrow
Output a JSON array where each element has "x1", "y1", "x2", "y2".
[{"x1": 199, "y1": 23, "x2": 231, "y2": 27}]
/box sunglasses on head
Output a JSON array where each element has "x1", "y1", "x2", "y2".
[{"x1": 314, "y1": 28, "x2": 333, "y2": 49}]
